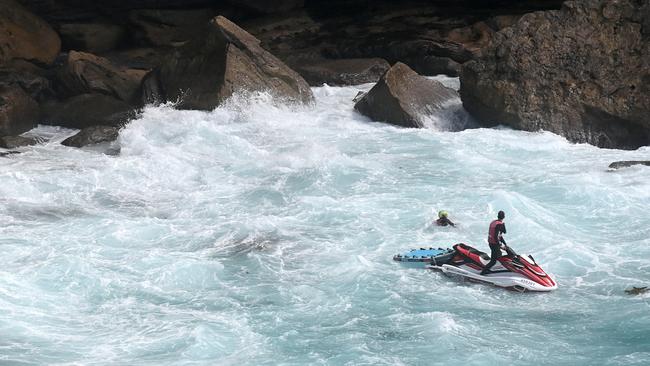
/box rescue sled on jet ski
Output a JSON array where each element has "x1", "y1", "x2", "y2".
[{"x1": 427, "y1": 243, "x2": 557, "y2": 292}]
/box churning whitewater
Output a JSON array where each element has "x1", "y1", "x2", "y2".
[{"x1": 1, "y1": 79, "x2": 649, "y2": 365}]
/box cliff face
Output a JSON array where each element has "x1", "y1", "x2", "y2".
[{"x1": 460, "y1": 0, "x2": 650, "y2": 150}]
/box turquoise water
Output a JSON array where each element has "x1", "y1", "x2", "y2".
[{"x1": 1, "y1": 80, "x2": 649, "y2": 365}]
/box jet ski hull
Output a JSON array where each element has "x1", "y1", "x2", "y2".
[{"x1": 426, "y1": 243, "x2": 558, "y2": 292}]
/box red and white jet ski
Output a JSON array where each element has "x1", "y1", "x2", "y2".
[{"x1": 427, "y1": 243, "x2": 557, "y2": 292}]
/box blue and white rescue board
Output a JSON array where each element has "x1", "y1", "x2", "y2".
[{"x1": 392, "y1": 247, "x2": 455, "y2": 268}]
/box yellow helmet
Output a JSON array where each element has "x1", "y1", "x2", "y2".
[{"x1": 438, "y1": 210, "x2": 448, "y2": 219}]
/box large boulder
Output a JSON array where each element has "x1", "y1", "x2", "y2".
[
  {"x1": 460, "y1": 0, "x2": 650, "y2": 150},
  {"x1": 293, "y1": 58, "x2": 390, "y2": 86},
  {"x1": 608, "y1": 161, "x2": 650, "y2": 170},
  {"x1": 159, "y1": 15, "x2": 313, "y2": 110},
  {"x1": 0, "y1": 85, "x2": 38, "y2": 136},
  {"x1": 41, "y1": 93, "x2": 136, "y2": 129},
  {"x1": 354, "y1": 62, "x2": 458, "y2": 128},
  {"x1": 0, "y1": 135, "x2": 36, "y2": 148},
  {"x1": 61, "y1": 125, "x2": 119, "y2": 147},
  {"x1": 0, "y1": 0, "x2": 60, "y2": 66},
  {"x1": 57, "y1": 51, "x2": 147, "y2": 104}
]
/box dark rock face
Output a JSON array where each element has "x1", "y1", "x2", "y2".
[
  {"x1": 293, "y1": 58, "x2": 389, "y2": 86},
  {"x1": 0, "y1": 61, "x2": 52, "y2": 101},
  {"x1": 61, "y1": 125, "x2": 119, "y2": 147},
  {"x1": 159, "y1": 15, "x2": 313, "y2": 110},
  {"x1": 608, "y1": 161, "x2": 650, "y2": 170},
  {"x1": 0, "y1": 0, "x2": 60, "y2": 65},
  {"x1": 0, "y1": 85, "x2": 38, "y2": 136},
  {"x1": 57, "y1": 51, "x2": 147, "y2": 104},
  {"x1": 460, "y1": 0, "x2": 650, "y2": 150},
  {"x1": 354, "y1": 62, "x2": 458, "y2": 128},
  {"x1": 41, "y1": 93, "x2": 136, "y2": 129},
  {"x1": 0, "y1": 135, "x2": 36, "y2": 148},
  {"x1": 129, "y1": 9, "x2": 214, "y2": 47},
  {"x1": 58, "y1": 22, "x2": 125, "y2": 53}
]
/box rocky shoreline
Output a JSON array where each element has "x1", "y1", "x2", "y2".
[{"x1": 0, "y1": 0, "x2": 648, "y2": 150}]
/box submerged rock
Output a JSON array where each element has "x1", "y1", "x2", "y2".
[
  {"x1": 608, "y1": 161, "x2": 650, "y2": 170},
  {"x1": 0, "y1": 85, "x2": 38, "y2": 136},
  {"x1": 61, "y1": 125, "x2": 119, "y2": 147},
  {"x1": 0, "y1": 135, "x2": 37, "y2": 148},
  {"x1": 460, "y1": 0, "x2": 650, "y2": 150},
  {"x1": 293, "y1": 58, "x2": 390, "y2": 86},
  {"x1": 354, "y1": 62, "x2": 458, "y2": 128},
  {"x1": 0, "y1": 0, "x2": 61, "y2": 65},
  {"x1": 625, "y1": 286, "x2": 649, "y2": 295},
  {"x1": 159, "y1": 15, "x2": 313, "y2": 110}
]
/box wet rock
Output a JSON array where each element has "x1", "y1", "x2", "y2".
[
  {"x1": 0, "y1": 0, "x2": 61, "y2": 65},
  {"x1": 354, "y1": 62, "x2": 458, "y2": 128},
  {"x1": 226, "y1": 0, "x2": 303, "y2": 14},
  {"x1": 0, "y1": 135, "x2": 37, "y2": 148},
  {"x1": 41, "y1": 93, "x2": 136, "y2": 129},
  {"x1": 159, "y1": 15, "x2": 313, "y2": 110},
  {"x1": 57, "y1": 51, "x2": 148, "y2": 104},
  {"x1": 0, "y1": 150, "x2": 19, "y2": 157},
  {"x1": 460, "y1": 0, "x2": 650, "y2": 150},
  {"x1": 293, "y1": 58, "x2": 389, "y2": 86},
  {"x1": 140, "y1": 70, "x2": 163, "y2": 105},
  {"x1": 625, "y1": 286, "x2": 649, "y2": 295},
  {"x1": 0, "y1": 85, "x2": 38, "y2": 136},
  {"x1": 608, "y1": 161, "x2": 650, "y2": 170},
  {"x1": 59, "y1": 22, "x2": 126, "y2": 53},
  {"x1": 61, "y1": 125, "x2": 119, "y2": 147}
]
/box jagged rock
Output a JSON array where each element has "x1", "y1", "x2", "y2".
[
  {"x1": 0, "y1": 150, "x2": 19, "y2": 156},
  {"x1": 0, "y1": 135, "x2": 36, "y2": 148},
  {"x1": 0, "y1": 85, "x2": 38, "y2": 136},
  {"x1": 61, "y1": 125, "x2": 119, "y2": 147},
  {"x1": 129, "y1": 8, "x2": 215, "y2": 47},
  {"x1": 625, "y1": 286, "x2": 649, "y2": 295},
  {"x1": 41, "y1": 93, "x2": 136, "y2": 129},
  {"x1": 460, "y1": 0, "x2": 650, "y2": 150},
  {"x1": 0, "y1": 0, "x2": 60, "y2": 65},
  {"x1": 140, "y1": 70, "x2": 163, "y2": 105},
  {"x1": 159, "y1": 15, "x2": 313, "y2": 110},
  {"x1": 354, "y1": 62, "x2": 458, "y2": 128},
  {"x1": 59, "y1": 22, "x2": 125, "y2": 53},
  {"x1": 57, "y1": 51, "x2": 147, "y2": 103},
  {"x1": 293, "y1": 58, "x2": 390, "y2": 86},
  {"x1": 609, "y1": 161, "x2": 650, "y2": 170},
  {"x1": 406, "y1": 56, "x2": 461, "y2": 77}
]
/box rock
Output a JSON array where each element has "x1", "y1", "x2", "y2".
[
  {"x1": 406, "y1": 56, "x2": 461, "y2": 77},
  {"x1": 0, "y1": 85, "x2": 38, "y2": 136},
  {"x1": 129, "y1": 9, "x2": 215, "y2": 47},
  {"x1": 57, "y1": 51, "x2": 147, "y2": 103},
  {"x1": 0, "y1": 149, "x2": 19, "y2": 156},
  {"x1": 59, "y1": 22, "x2": 125, "y2": 53},
  {"x1": 0, "y1": 0, "x2": 61, "y2": 65},
  {"x1": 293, "y1": 58, "x2": 390, "y2": 86},
  {"x1": 608, "y1": 161, "x2": 650, "y2": 170},
  {"x1": 625, "y1": 286, "x2": 649, "y2": 295},
  {"x1": 41, "y1": 93, "x2": 136, "y2": 129},
  {"x1": 140, "y1": 70, "x2": 163, "y2": 105},
  {"x1": 460, "y1": 0, "x2": 650, "y2": 150},
  {"x1": 61, "y1": 125, "x2": 119, "y2": 147},
  {"x1": 354, "y1": 62, "x2": 458, "y2": 128},
  {"x1": 0, "y1": 135, "x2": 36, "y2": 148},
  {"x1": 159, "y1": 15, "x2": 313, "y2": 110},
  {"x1": 0, "y1": 61, "x2": 52, "y2": 101}
]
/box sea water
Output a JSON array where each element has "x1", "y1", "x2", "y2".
[{"x1": 1, "y1": 78, "x2": 649, "y2": 365}]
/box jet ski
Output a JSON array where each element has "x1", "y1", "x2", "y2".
[
  {"x1": 393, "y1": 247, "x2": 456, "y2": 268},
  {"x1": 426, "y1": 243, "x2": 557, "y2": 292}
]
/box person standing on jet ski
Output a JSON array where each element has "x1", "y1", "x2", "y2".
[
  {"x1": 435, "y1": 210, "x2": 455, "y2": 227},
  {"x1": 481, "y1": 211, "x2": 507, "y2": 275}
]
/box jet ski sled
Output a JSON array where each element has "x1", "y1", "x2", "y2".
[
  {"x1": 393, "y1": 247, "x2": 455, "y2": 268},
  {"x1": 427, "y1": 243, "x2": 557, "y2": 292}
]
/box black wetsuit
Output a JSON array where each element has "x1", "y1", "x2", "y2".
[{"x1": 436, "y1": 217, "x2": 455, "y2": 227}]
